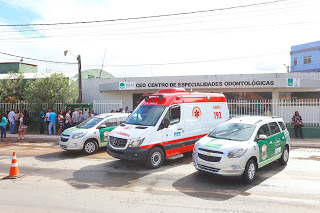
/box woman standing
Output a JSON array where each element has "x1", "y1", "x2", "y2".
[
  {"x1": 64, "y1": 109, "x2": 71, "y2": 130},
  {"x1": 58, "y1": 110, "x2": 65, "y2": 135},
  {"x1": 0, "y1": 113, "x2": 8, "y2": 142},
  {"x1": 18, "y1": 113, "x2": 28, "y2": 140},
  {"x1": 292, "y1": 111, "x2": 304, "y2": 139}
]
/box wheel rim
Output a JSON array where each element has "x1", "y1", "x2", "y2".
[
  {"x1": 248, "y1": 163, "x2": 255, "y2": 180},
  {"x1": 283, "y1": 148, "x2": 289, "y2": 162},
  {"x1": 85, "y1": 142, "x2": 96, "y2": 153},
  {"x1": 151, "y1": 151, "x2": 162, "y2": 166}
]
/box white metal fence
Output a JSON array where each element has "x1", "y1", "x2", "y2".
[
  {"x1": 228, "y1": 99, "x2": 320, "y2": 127},
  {"x1": 93, "y1": 100, "x2": 123, "y2": 114},
  {"x1": 0, "y1": 102, "x2": 65, "y2": 121}
]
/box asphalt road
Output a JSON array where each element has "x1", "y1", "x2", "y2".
[{"x1": 0, "y1": 138, "x2": 320, "y2": 213}]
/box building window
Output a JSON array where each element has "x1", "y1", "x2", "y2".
[
  {"x1": 303, "y1": 56, "x2": 312, "y2": 64},
  {"x1": 293, "y1": 58, "x2": 297, "y2": 66}
]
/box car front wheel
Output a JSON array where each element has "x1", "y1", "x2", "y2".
[
  {"x1": 83, "y1": 140, "x2": 98, "y2": 155},
  {"x1": 242, "y1": 159, "x2": 257, "y2": 184}
]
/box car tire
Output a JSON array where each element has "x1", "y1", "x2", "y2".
[
  {"x1": 83, "y1": 140, "x2": 98, "y2": 155},
  {"x1": 278, "y1": 146, "x2": 289, "y2": 165},
  {"x1": 146, "y1": 147, "x2": 164, "y2": 169},
  {"x1": 242, "y1": 159, "x2": 257, "y2": 184}
]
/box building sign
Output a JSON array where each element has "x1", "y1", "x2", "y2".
[
  {"x1": 287, "y1": 78, "x2": 300, "y2": 87},
  {"x1": 119, "y1": 82, "x2": 136, "y2": 90},
  {"x1": 135, "y1": 80, "x2": 276, "y2": 90}
]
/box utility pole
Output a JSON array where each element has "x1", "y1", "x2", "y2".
[
  {"x1": 77, "y1": 55, "x2": 82, "y2": 103},
  {"x1": 64, "y1": 50, "x2": 82, "y2": 103}
]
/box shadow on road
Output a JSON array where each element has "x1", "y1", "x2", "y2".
[
  {"x1": 67, "y1": 154, "x2": 192, "y2": 189},
  {"x1": 172, "y1": 161, "x2": 287, "y2": 201},
  {"x1": 35, "y1": 147, "x2": 108, "y2": 162}
]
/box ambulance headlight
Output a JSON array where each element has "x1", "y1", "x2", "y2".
[
  {"x1": 72, "y1": 132, "x2": 87, "y2": 139},
  {"x1": 228, "y1": 148, "x2": 247, "y2": 158},
  {"x1": 128, "y1": 137, "x2": 145, "y2": 148}
]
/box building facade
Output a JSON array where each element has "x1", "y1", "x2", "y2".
[
  {"x1": 0, "y1": 62, "x2": 38, "y2": 73},
  {"x1": 290, "y1": 40, "x2": 320, "y2": 72}
]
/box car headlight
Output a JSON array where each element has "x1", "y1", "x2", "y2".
[
  {"x1": 128, "y1": 137, "x2": 145, "y2": 148},
  {"x1": 228, "y1": 148, "x2": 247, "y2": 158},
  {"x1": 72, "y1": 132, "x2": 87, "y2": 139}
]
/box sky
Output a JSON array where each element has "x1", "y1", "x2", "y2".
[{"x1": 0, "y1": 0, "x2": 319, "y2": 78}]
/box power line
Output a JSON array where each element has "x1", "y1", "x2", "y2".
[
  {"x1": 0, "y1": 0, "x2": 288, "y2": 27},
  {"x1": 84, "y1": 51, "x2": 288, "y2": 67},
  {"x1": 0, "y1": 20, "x2": 316, "y2": 41},
  {"x1": 0, "y1": 51, "x2": 77, "y2": 64},
  {"x1": 0, "y1": 51, "x2": 287, "y2": 67},
  {"x1": 0, "y1": 2, "x2": 303, "y2": 34}
]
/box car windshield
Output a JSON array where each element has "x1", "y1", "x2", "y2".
[
  {"x1": 77, "y1": 117, "x2": 104, "y2": 129},
  {"x1": 209, "y1": 122, "x2": 256, "y2": 141},
  {"x1": 126, "y1": 105, "x2": 166, "y2": 126}
]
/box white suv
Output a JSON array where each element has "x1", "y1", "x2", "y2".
[{"x1": 193, "y1": 116, "x2": 290, "y2": 183}]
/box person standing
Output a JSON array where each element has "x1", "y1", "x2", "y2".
[
  {"x1": 49, "y1": 109, "x2": 57, "y2": 135},
  {"x1": 0, "y1": 112, "x2": 8, "y2": 142},
  {"x1": 18, "y1": 113, "x2": 28, "y2": 140},
  {"x1": 14, "y1": 110, "x2": 19, "y2": 134},
  {"x1": 91, "y1": 109, "x2": 97, "y2": 116},
  {"x1": 57, "y1": 110, "x2": 65, "y2": 136},
  {"x1": 71, "y1": 109, "x2": 79, "y2": 126},
  {"x1": 39, "y1": 108, "x2": 46, "y2": 134},
  {"x1": 8, "y1": 109, "x2": 15, "y2": 134},
  {"x1": 64, "y1": 110, "x2": 71, "y2": 130},
  {"x1": 77, "y1": 110, "x2": 86, "y2": 124},
  {"x1": 46, "y1": 108, "x2": 52, "y2": 134},
  {"x1": 125, "y1": 106, "x2": 129, "y2": 113},
  {"x1": 292, "y1": 111, "x2": 304, "y2": 139}
]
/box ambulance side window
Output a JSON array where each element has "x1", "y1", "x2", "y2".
[
  {"x1": 256, "y1": 124, "x2": 270, "y2": 139},
  {"x1": 164, "y1": 106, "x2": 180, "y2": 125},
  {"x1": 269, "y1": 122, "x2": 281, "y2": 135}
]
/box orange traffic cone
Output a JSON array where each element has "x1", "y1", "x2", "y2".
[{"x1": 4, "y1": 152, "x2": 21, "y2": 179}]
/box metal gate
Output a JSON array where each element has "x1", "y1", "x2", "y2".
[{"x1": 93, "y1": 100, "x2": 122, "y2": 114}]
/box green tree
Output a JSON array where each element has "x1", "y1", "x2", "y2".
[
  {"x1": 25, "y1": 73, "x2": 78, "y2": 109},
  {"x1": 0, "y1": 72, "x2": 25, "y2": 101}
]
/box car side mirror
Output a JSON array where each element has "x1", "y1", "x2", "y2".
[
  {"x1": 99, "y1": 124, "x2": 107, "y2": 129},
  {"x1": 163, "y1": 118, "x2": 170, "y2": 128},
  {"x1": 258, "y1": 134, "x2": 268, "y2": 140}
]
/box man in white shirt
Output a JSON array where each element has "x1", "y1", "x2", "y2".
[
  {"x1": 45, "y1": 109, "x2": 51, "y2": 134},
  {"x1": 8, "y1": 109, "x2": 15, "y2": 134},
  {"x1": 71, "y1": 109, "x2": 79, "y2": 126}
]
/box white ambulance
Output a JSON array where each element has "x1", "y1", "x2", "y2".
[{"x1": 107, "y1": 88, "x2": 229, "y2": 168}]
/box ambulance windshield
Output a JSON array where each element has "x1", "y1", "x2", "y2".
[
  {"x1": 126, "y1": 105, "x2": 166, "y2": 126},
  {"x1": 209, "y1": 122, "x2": 256, "y2": 141}
]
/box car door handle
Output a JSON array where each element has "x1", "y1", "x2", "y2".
[{"x1": 177, "y1": 127, "x2": 183, "y2": 130}]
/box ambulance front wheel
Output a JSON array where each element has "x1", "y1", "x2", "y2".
[{"x1": 146, "y1": 147, "x2": 164, "y2": 169}]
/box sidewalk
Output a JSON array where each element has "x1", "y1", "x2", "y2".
[{"x1": 4, "y1": 134, "x2": 320, "y2": 148}]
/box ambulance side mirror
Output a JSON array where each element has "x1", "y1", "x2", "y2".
[
  {"x1": 258, "y1": 134, "x2": 267, "y2": 140},
  {"x1": 163, "y1": 118, "x2": 170, "y2": 129}
]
